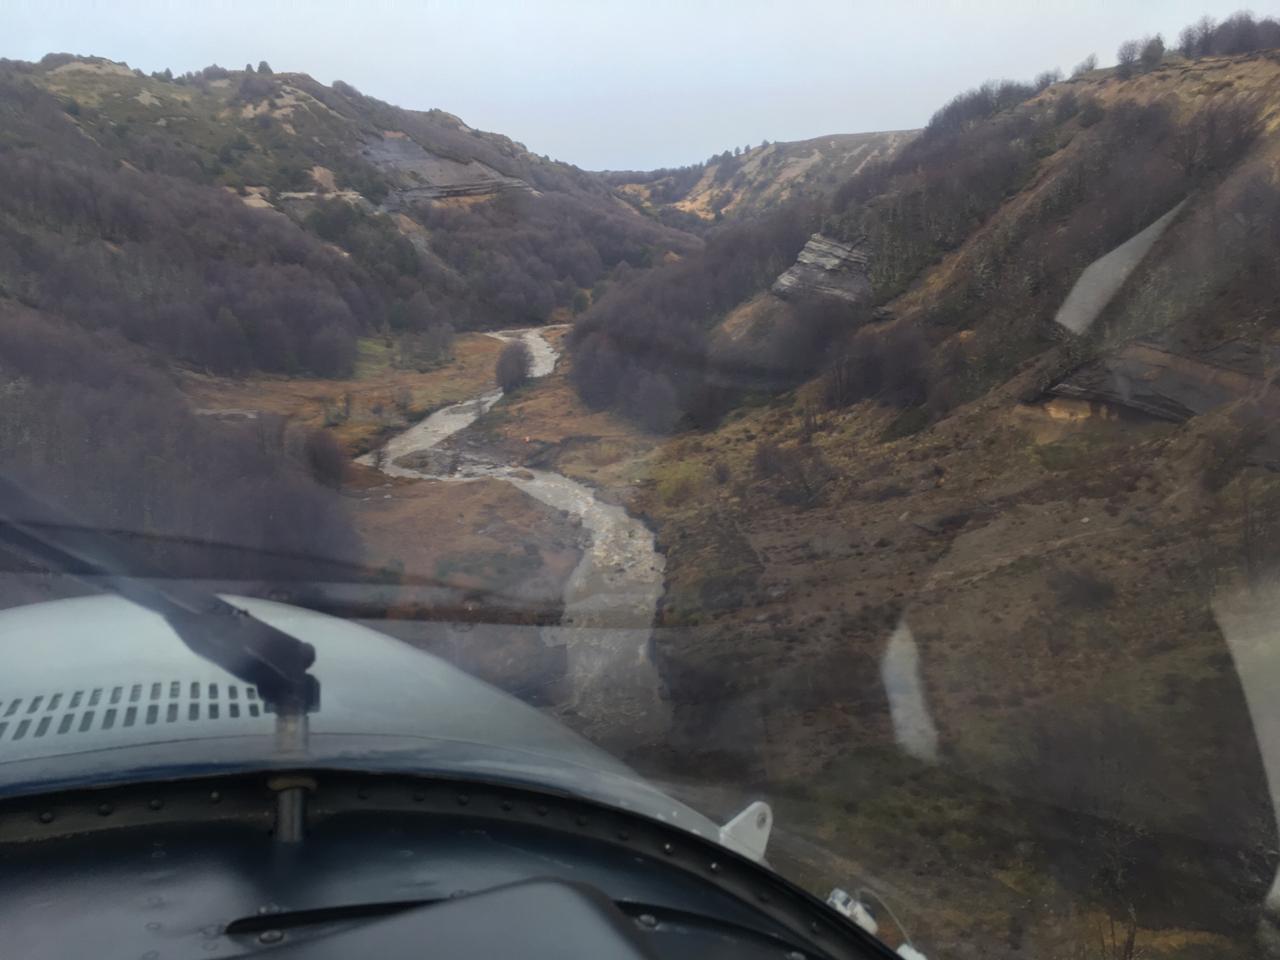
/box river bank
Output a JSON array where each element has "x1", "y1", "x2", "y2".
[{"x1": 358, "y1": 326, "x2": 670, "y2": 749}]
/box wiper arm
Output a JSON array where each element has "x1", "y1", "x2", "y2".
[{"x1": 0, "y1": 474, "x2": 319, "y2": 714}]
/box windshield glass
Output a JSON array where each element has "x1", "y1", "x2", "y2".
[{"x1": 5, "y1": 4, "x2": 1280, "y2": 957}]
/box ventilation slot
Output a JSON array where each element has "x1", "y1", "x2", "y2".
[{"x1": 0, "y1": 682, "x2": 263, "y2": 741}]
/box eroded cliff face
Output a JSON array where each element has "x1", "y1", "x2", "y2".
[
  {"x1": 771, "y1": 233, "x2": 872, "y2": 304},
  {"x1": 361, "y1": 131, "x2": 532, "y2": 206}
]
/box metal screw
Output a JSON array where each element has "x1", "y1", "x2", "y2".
[
  {"x1": 257, "y1": 930, "x2": 284, "y2": 944},
  {"x1": 97, "y1": 803, "x2": 113, "y2": 817},
  {"x1": 38, "y1": 811, "x2": 53, "y2": 824},
  {"x1": 637, "y1": 913, "x2": 658, "y2": 929}
]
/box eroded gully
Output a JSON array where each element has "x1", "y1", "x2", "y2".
[{"x1": 357, "y1": 328, "x2": 669, "y2": 744}]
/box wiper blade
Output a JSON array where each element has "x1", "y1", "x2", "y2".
[{"x1": 0, "y1": 474, "x2": 318, "y2": 712}]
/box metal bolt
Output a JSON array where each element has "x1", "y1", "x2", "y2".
[
  {"x1": 637, "y1": 913, "x2": 658, "y2": 929},
  {"x1": 257, "y1": 930, "x2": 284, "y2": 944},
  {"x1": 97, "y1": 802, "x2": 113, "y2": 817},
  {"x1": 38, "y1": 811, "x2": 53, "y2": 824},
  {"x1": 148, "y1": 799, "x2": 164, "y2": 811}
]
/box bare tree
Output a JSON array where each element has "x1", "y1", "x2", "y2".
[
  {"x1": 495, "y1": 340, "x2": 532, "y2": 393},
  {"x1": 1140, "y1": 34, "x2": 1165, "y2": 70},
  {"x1": 1072, "y1": 53, "x2": 1099, "y2": 77},
  {"x1": 1116, "y1": 39, "x2": 1141, "y2": 78},
  {"x1": 1178, "y1": 24, "x2": 1199, "y2": 58}
]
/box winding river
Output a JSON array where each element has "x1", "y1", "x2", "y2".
[{"x1": 357, "y1": 328, "x2": 669, "y2": 744}]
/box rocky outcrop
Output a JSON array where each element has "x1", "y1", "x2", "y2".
[
  {"x1": 1049, "y1": 341, "x2": 1277, "y2": 422},
  {"x1": 771, "y1": 233, "x2": 872, "y2": 304},
  {"x1": 360, "y1": 131, "x2": 531, "y2": 208}
]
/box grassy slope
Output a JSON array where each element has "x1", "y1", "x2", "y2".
[
  {"x1": 615, "y1": 130, "x2": 915, "y2": 221},
  {"x1": 470, "y1": 52, "x2": 1280, "y2": 958}
]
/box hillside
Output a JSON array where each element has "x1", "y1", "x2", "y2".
[
  {"x1": 8, "y1": 24, "x2": 1280, "y2": 960},
  {"x1": 0, "y1": 54, "x2": 698, "y2": 378},
  {"x1": 503, "y1": 41, "x2": 1280, "y2": 958},
  {"x1": 607, "y1": 130, "x2": 913, "y2": 226}
]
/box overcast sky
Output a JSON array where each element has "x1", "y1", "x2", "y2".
[{"x1": 4, "y1": 1, "x2": 1261, "y2": 169}]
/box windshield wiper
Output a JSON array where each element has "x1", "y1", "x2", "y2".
[{"x1": 0, "y1": 474, "x2": 319, "y2": 718}]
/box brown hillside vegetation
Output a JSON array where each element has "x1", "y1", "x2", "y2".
[{"x1": 524, "y1": 45, "x2": 1280, "y2": 958}]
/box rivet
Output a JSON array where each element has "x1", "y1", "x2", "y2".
[
  {"x1": 97, "y1": 802, "x2": 113, "y2": 816},
  {"x1": 456, "y1": 793, "x2": 469, "y2": 806},
  {"x1": 257, "y1": 929, "x2": 284, "y2": 944},
  {"x1": 662, "y1": 842, "x2": 674, "y2": 855},
  {"x1": 637, "y1": 913, "x2": 658, "y2": 928},
  {"x1": 209, "y1": 791, "x2": 222, "y2": 804},
  {"x1": 709, "y1": 861, "x2": 720, "y2": 873},
  {"x1": 148, "y1": 799, "x2": 163, "y2": 811},
  {"x1": 38, "y1": 811, "x2": 53, "y2": 824}
]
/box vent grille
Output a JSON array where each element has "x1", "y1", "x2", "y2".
[{"x1": 0, "y1": 682, "x2": 262, "y2": 742}]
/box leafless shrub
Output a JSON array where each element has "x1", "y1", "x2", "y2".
[{"x1": 496, "y1": 341, "x2": 532, "y2": 393}]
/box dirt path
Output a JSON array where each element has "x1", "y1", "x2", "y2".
[{"x1": 358, "y1": 326, "x2": 669, "y2": 748}]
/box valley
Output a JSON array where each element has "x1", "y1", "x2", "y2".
[{"x1": 7, "y1": 20, "x2": 1280, "y2": 959}]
